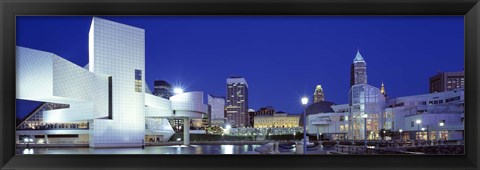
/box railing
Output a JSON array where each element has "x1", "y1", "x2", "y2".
[
  {"x1": 331, "y1": 140, "x2": 464, "y2": 154},
  {"x1": 17, "y1": 123, "x2": 89, "y2": 130},
  {"x1": 311, "y1": 120, "x2": 331, "y2": 125}
]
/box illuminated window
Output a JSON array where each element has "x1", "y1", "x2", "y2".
[
  {"x1": 439, "y1": 130, "x2": 448, "y2": 140},
  {"x1": 135, "y1": 69, "x2": 142, "y2": 92}
]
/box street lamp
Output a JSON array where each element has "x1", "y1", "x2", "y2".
[
  {"x1": 439, "y1": 121, "x2": 446, "y2": 140},
  {"x1": 383, "y1": 130, "x2": 386, "y2": 140},
  {"x1": 416, "y1": 119, "x2": 422, "y2": 144},
  {"x1": 362, "y1": 114, "x2": 368, "y2": 148},
  {"x1": 23, "y1": 138, "x2": 29, "y2": 148},
  {"x1": 301, "y1": 97, "x2": 309, "y2": 154},
  {"x1": 416, "y1": 119, "x2": 422, "y2": 131},
  {"x1": 293, "y1": 132, "x2": 295, "y2": 141},
  {"x1": 399, "y1": 129, "x2": 403, "y2": 141}
]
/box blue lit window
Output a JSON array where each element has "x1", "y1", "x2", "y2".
[{"x1": 135, "y1": 69, "x2": 142, "y2": 92}]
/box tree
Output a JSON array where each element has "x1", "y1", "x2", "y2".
[{"x1": 206, "y1": 126, "x2": 224, "y2": 135}]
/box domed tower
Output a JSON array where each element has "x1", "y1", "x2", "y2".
[
  {"x1": 313, "y1": 85, "x2": 325, "y2": 103},
  {"x1": 350, "y1": 50, "x2": 367, "y2": 88}
]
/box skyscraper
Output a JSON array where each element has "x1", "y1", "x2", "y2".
[
  {"x1": 153, "y1": 80, "x2": 173, "y2": 99},
  {"x1": 207, "y1": 94, "x2": 226, "y2": 127},
  {"x1": 429, "y1": 71, "x2": 465, "y2": 93},
  {"x1": 350, "y1": 50, "x2": 367, "y2": 88},
  {"x1": 313, "y1": 85, "x2": 325, "y2": 103},
  {"x1": 225, "y1": 76, "x2": 249, "y2": 127}
]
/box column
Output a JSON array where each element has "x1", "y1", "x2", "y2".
[{"x1": 183, "y1": 117, "x2": 190, "y2": 145}]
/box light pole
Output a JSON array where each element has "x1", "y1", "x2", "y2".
[
  {"x1": 293, "y1": 132, "x2": 295, "y2": 141},
  {"x1": 421, "y1": 127, "x2": 426, "y2": 145},
  {"x1": 416, "y1": 119, "x2": 422, "y2": 144},
  {"x1": 426, "y1": 124, "x2": 430, "y2": 141},
  {"x1": 399, "y1": 129, "x2": 403, "y2": 141},
  {"x1": 23, "y1": 138, "x2": 29, "y2": 148},
  {"x1": 362, "y1": 114, "x2": 368, "y2": 148},
  {"x1": 301, "y1": 97, "x2": 309, "y2": 154},
  {"x1": 383, "y1": 130, "x2": 386, "y2": 141},
  {"x1": 439, "y1": 121, "x2": 445, "y2": 140}
]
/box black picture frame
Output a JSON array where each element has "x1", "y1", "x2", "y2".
[{"x1": 1, "y1": 0, "x2": 479, "y2": 169}]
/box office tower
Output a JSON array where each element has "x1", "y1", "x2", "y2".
[
  {"x1": 153, "y1": 80, "x2": 173, "y2": 99},
  {"x1": 208, "y1": 94, "x2": 226, "y2": 127},
  {"x1": 429, "y1": 71, "x2": 465, "y2": 93},
  {"x1": 313, "y1": 85, "x2": 325, "y2": 103},
  {"x1": 225, "y1": 76, "x2": 249, "y2": 127},
  {"x1": 350, "y1": 50, "x2": 367, "y2": 88}
]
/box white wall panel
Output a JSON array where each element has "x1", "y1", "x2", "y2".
[
  {"x1": 43, "y1": 102, "x2": 95, "y2": 122},
  {"x1": 89, "y1": 17, "x2": 146, "y2": 147},
  {"x1": 16, "y1": 47, "x2": 53, "y2": 100}
]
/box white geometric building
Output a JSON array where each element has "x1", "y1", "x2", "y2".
[
  {"x1": 16, "y1": 17, "x2": 206, "y2": 148},
  {"x1": 306, "y1": 87, "x2": 464, "y2": 141},
  {"x1": 305, "y1": 51, "x2": 464, "y2": 141},
  {"x1": 386, "y1": 89, "x2": 465, "y2": 140}
]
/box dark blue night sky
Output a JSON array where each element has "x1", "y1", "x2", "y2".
[{"x1": 16, "y1": 16, "x2": 464, "y2": 119}]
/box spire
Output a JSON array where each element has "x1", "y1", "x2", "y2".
[
  {"x1": 380, "y1": 81, "x2": 387, "y2": 96},
  {"x1": 313, "y1": 84, "x2": 325, "y2": 103},
  {"x1": 353, "y1": 49, "x2": 365, "y2": 63},
  {"x1": 316, "y1": 85, "x2": 323, "y2": 92}
]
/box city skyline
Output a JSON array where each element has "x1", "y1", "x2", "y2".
[
  {"x1": 16, "y1": 16, "x2": 464, "y2": 119},
  {"x1": 14, "y1": 16, "x2": 465, "y2": 155}
]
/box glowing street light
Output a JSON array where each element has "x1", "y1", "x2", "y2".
[
  {"x1": 415, "y1": 119, "x2": 422, "y2": 144},
  {"x1": 301, "y1": 97, "x2": 308, "y2": 154},
  {"x1": 399, "y1": 129, "x2": 403, "y2": 140},
  {"x1": 362, "y1": 114, "x2": 368, "y2": 148},
  {"x1": 173, "y1": 87, "x2": 184, "y2": 94},
  {"x1": 416, "y1": 119, "x2": 422, "y2": 130},
  {"x1": 301, "y1": 97, "x2": 309, "y2": 105},
  {"x1": 439, "y1": 122, "x2": 445, "y2": 127}
]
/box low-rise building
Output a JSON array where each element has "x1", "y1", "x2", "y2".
[{"x1": 254, "y1": 112, "x2": 300, "y2": 128}]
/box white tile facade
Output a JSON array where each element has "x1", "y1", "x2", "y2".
[
  {"x1": 89, "y1": 17, "x2": 146, "y2": 147},
  {"x1": 17, "y1": 17, "x2": 210, "y2": 147}
]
